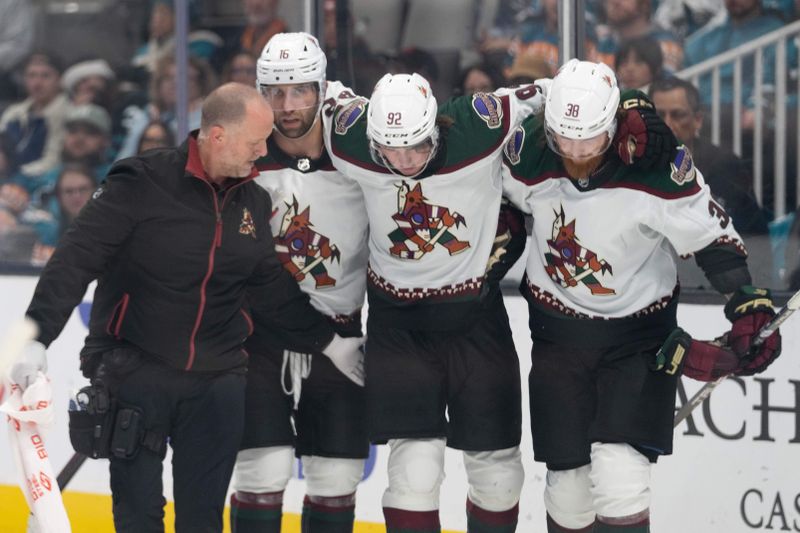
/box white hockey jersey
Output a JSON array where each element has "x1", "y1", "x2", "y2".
[
  {"x1": 321, "y1": 81, "x2": 544, "y2": 328},
  {"x1": 254, "y1": 120, "x2": 368, "y2": 320},
  {"x1": 502, "y1": 116, "x2": 747, "y2": 325}
]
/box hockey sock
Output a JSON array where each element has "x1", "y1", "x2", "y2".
[
  {"x1": 383, "y1": 507, "x2": 441, "y2": 533},
  {"x1": 466, "y1": 498, "x2": 518, "y2": 533},
  {"x1": 301, "y1": 493, "x2": 356, "y2": 533},
  {"x1": 230, "y1": 490, "x2": 283, "y2": 533},
  {"x1": 546, "y1": 514, "x2": 595, "y2": 533},
  {"x1": 593, "y1": 516, "x2": 650, "y2": 532}
]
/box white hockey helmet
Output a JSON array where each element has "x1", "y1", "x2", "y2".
[
  {"x1": 257, "y1": 32, "x2": 327, "y2": 88},
  {"x1": 367, "y1": 73, "x2": 440, "y2": 176},
  {"x1": 544, "y1": 59, "x2": 620, "y2": 160}
]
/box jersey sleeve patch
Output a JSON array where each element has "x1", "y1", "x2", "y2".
[
  {"x1": 471, "y1": 92, "x2": 504, "y2": 129},
  {"x1": 670, "y1": 145, "x2": 696, "y2": 186},
  {"x1": 334, "y1": 97, "x2": 368, "y2": 135},
  {"x1": 503, "y1": 125, "x2": 526, "y2": 165}
]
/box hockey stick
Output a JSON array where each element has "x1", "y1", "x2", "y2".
[
  {"x1": 56, "y1": 452, "x2": 87, "y2": 490},
  {"x1": 674, "y1": 288, "x2": 800, "y2": 427},
  {"x1": 0, "y1": 318, "x2": 39, "y2": 399}
]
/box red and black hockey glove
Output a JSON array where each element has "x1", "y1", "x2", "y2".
[
  {"x1": 615, "y1": 90, "x2": 678, "y2": 170},
  {"x1": 724, "y1": 286, "x2": 782, "y2": 376},
  {"x1": 653, "y1": 328, "x2": 739, "y2": 382}
]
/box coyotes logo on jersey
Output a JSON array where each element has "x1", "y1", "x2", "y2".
[
  {"x1": 274, "y1": 196, "x2": 340, "y2": 288},
  {"x1": 239, "y1": 207, "x2": 256, "y2": 239},
  {"x1": 544, "y1": 205, "x2": 615, "y2": 295},
  {"x1": 388, "y1": 182, "x2": 470, "y2": 260}
]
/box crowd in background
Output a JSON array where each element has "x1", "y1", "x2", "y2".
[{"x1": 1, "y1": 0, "x2": 799, "y2": 290}]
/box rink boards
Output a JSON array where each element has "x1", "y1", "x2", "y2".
[{"x1": 1, "y1": 275, "x2": 798, "y2": 532}]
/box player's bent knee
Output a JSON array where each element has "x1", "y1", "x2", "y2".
[
  {"x1": 382, "y1": 438, "x2": 446, "y2": 511},
  {"x1": 302, "y1": 455, "x2": 365, "y2": 497},
  {"x1": 463, "y1": 446, "x2": 524, "y2": 511},
  {"x1": 543, "y1": 465, "x2": 595, "y2": 530},
  {"x1": 589, "y1": 442, "x2": 651, "y2": 520},
  {"x1": 232, "y1": 446, "x2": 294, "y2": 493}
]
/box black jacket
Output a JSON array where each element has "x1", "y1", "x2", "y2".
[{"x1": 26, "y1": 134, "x2": 334, "y2": 372}]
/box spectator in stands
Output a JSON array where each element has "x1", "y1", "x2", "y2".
[
  {"x1": 0, "y1": 0, "x2": 35, "y2": 102},
  {"x1": 649, "y1": 76, "x2": 769, "y2": 235},
  {"x1": 684, "y1": 0, "x2": 795, "y2": 127},
  {"x1": 16, "y1": 104, "x2": 112, "y2": 201},
  {"x1": 506, "y1": 52, "x2": 554, "y2": 86},
  {"x1": 596, "y1": 0, "x2": 684, "y2": 72},
  {"x1": 509, "y1": 0, "x2": 601, "y2": 75},
  {"x1": 238, "y1": 0, "x2": 287, "y2": 58},
  {"x1": 0, "y1": 52, "x2": 68, "y2": 179},
  {"x1": 133, "y1": 0, "x2": 224, "y2": 73},
  {"x1": 118, "y1": 54, "x2": 217, "y2": 159},
  {"x1": 136, "y1": 120, "x2": 175, "y2": 154},
  {"x1": 0, "y1": 181, "x2": 54, "y2": 265},
  {"x1": 62, "y1": 59, "x2": 116, "y2": 108},
  {"x1": 614, "y1": 36, "x2": 664, "y2": 89},
  {"x1": 454, "y1": 62, "x2": 506, "y2": 96},
  {"x1": 222, "y1": 51, "x2": 257, "y2": 88},
  {"x1": 46, "y1": 163, "x2": 97, "y2": 243}
]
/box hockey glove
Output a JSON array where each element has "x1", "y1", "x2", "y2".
[
  {"x1": 483, "y1": 199, "x2": 527, "y2": 297},
  {"x1": 653, "y1": 328, "x2": 739, "y2": 382},
  {"x1": 321, "y1": 334, "x2": 365, "y2": 386},
  {"x1": 724, "y1": 286, "x2": 782, "y2": 376},
  {"x1": 615, "y1": 90, "x2": 678, "y2": 170},
  {"x1": 9, "y1": 341, "x2": 47, "y2": 391}
]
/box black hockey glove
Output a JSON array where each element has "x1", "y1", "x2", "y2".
[
  {"x1": 615, "y1": 90, "x2": 678, "y2": 170},
  {"x1": 482, "y1": 199, "x2": 526, "y2": 298}
]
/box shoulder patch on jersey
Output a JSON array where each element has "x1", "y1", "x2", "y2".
[
  {"x1": 471, "y1": 92, "x2": 503, "y2": 129},
  {"x1": 504, "y1": 126, "x2": 526, "y2": 165},
  {"x1": 334, "y1": 97, "x2": 368, "y2": 135},
  {"x1": 670, "y1": 145, "x2": 696, "y2": 185}
]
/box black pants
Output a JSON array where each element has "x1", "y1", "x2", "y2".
[{"x1": 104, "y1": 348, "x2": 246, "y2": 533}]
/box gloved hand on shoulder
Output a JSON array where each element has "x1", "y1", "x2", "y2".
[{"x1": 615, "y1": 90, "x2": 678, "y2": 170}]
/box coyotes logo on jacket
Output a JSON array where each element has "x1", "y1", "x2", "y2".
[
  {"x1": 274, "y1": 196, "x2": 340, "y2": 288},
  {"x1": 388, "y1": 182, "x2": 470, "y2": 260},
  {"x1": 545, "y1": 206, "x2": 614, "y2": 295}
]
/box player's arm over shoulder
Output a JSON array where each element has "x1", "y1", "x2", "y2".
[{"x1": 619, "y1": 144, "x2": 701, "y2": 197}]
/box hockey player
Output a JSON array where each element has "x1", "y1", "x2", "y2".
[
  {"x1": 321, "y1": 71, "x2": 539, "y2": 533},
  {"x1": 228, "y1": 33, "x2": 370, "y2": 533},
  {"x1": 321, "y1": 68, "x2": 679, "y2": 532},
  {"x1": 501, "y1": 59, "x2": 782, "y2": 533}
]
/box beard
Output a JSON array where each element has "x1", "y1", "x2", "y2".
[
  {"x1": 275, "y1": 107, "x2": 317, "y2": 139},
  {"x1": 562, "y1": 153, "x2": 605, "y2": 181}
]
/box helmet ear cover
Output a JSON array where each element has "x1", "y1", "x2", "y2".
[{"x1": 544, "y1": 59, "x2": 620, "y2": 158}]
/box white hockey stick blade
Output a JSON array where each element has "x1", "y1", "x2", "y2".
[{"x1": 0, "y1": 318, "x2": 39, "y2": 379}]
